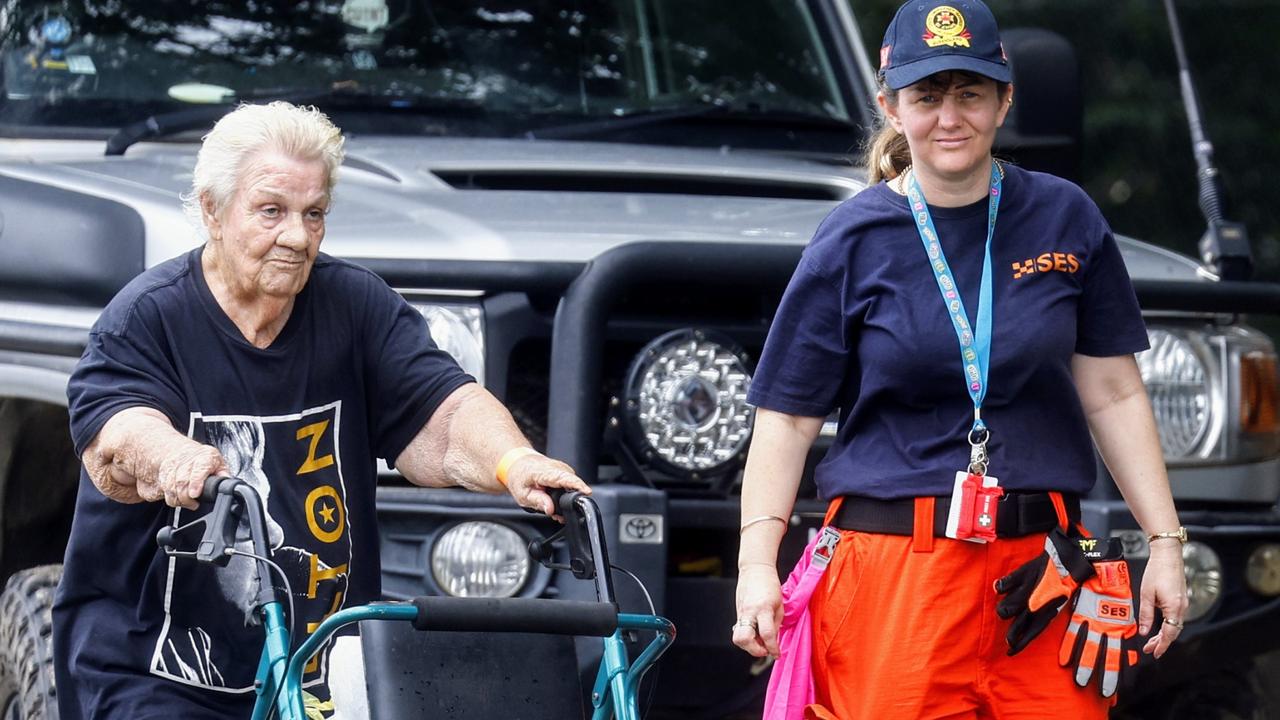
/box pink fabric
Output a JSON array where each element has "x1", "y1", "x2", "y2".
[{"x1": 763, "y1": 529, "x2": 836, "y2": 720}]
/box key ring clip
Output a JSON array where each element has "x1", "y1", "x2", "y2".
[
  {"x1": 968, "y1": 410, "x2": 989, "y2": 447},
  {"x1": 968, "y1": 445, "x2": 988, "y2": 476},
  {"x1": 968, "y1": 415, "x2": 989, "y2": 476}
]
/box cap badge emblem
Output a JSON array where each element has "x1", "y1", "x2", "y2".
[{"x1": 924, "y1": 6, "x2": 972, "y2": 48}]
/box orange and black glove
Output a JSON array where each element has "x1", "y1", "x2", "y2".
[
  {"x1": 994, "y1": 527, "x2": 1096, "y2": 655},
  {"x1": 1059, "y1": 558, "x2": 1139, "y2": 700}
]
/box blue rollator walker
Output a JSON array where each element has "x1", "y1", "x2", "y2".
[{"x1": 157, "y1": 477, "x2": 675, "y2": 719}]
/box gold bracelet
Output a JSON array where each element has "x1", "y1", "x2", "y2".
[
  {"x1": 495, "y1": 447, "x2": 539, "y2": 487},
  {"x1": 740, "y1": 514, "x2": 788, "y2": 533},
  {"x1": 1146, "y1": 527, "x2": 1188, "y2": 545}
]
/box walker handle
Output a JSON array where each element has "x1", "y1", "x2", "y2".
[{"x1": 409, "y1": 597, "x2": 619, "y2": 637}]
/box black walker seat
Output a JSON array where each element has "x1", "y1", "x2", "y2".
[{"x1": 359, "y1": 621, "x2": 587, "y2": 720}]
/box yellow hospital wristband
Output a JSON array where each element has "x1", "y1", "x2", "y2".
[{"x1": 495, "y1": 446, "x2": 540, "y2": 487}]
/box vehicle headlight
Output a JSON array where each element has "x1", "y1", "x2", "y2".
[
  {"x1": 1183, "y1": 540, "x2": 1223, "y2": 621},
  {"x1": 430, "y1": 521, "x2": 530, "y2": 597},
  {"x1": 622, "y1": 329, "x2": 754, "y2": 480},
  {"x1": 1137, "y1": 328, "x2": 1213, "y2": 459},
  {"x1": 412, "y1": 302, "x2": 484, "y2": 385},
  {"x1": 1245, "y1": 543, "x2": 1280, "y2": 597}
]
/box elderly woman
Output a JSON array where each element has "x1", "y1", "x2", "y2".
[{"x1": 52, "y1": 102, "x2": 587, "y2": 719}]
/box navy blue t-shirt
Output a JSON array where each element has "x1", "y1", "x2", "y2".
[
  {"x1": 54, "y1": 248, "x2": 473, "y2": 719},
  {"x1": 747, "y1": 165, "x2": 1149, "y2": 500}
]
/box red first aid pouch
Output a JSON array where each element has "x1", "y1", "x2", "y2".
[{"x1": 946, "y1": 471, "x2": 1003, "y2": 542}]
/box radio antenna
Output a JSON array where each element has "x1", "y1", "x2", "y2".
[{"x1": 1162, "y1": 0, "x2": 1251, "y2": 280}]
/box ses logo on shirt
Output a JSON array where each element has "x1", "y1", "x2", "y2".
[{"x1": 1011, "y1": 252, "x2": 1080, "y2": 280}]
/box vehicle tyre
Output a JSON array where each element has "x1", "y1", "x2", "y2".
[
  {"x1": 0, "y1": 565, "x2": 61, "y2": 720},
  {"x1": 1123, "y1": 655, "x2": 1280, "y2": 720}
]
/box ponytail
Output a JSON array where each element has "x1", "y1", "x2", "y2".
[
  {"x1": 864, "y1": 124, "x2": 910, "y2": 186},
  {"x1": 863, "y1": 81, "x2": 909, "y2": 185}
]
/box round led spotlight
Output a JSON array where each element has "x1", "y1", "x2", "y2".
[
  {"x1": 430, "y1": 521, "x2": 530, "y2": 598},
  {"x1": 623, "y1": 329, "x2": 754, "y2": 479}
]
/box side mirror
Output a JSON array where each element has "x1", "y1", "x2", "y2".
[{"x1": 997, "y1": 28, "x2": 1083, "y2": 182}]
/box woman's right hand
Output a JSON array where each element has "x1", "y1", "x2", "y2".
[
  {"x1": 732, "y1": 564, "x2": 783, "y2": 657},
  {"x1": 83, "y1": 407, "x2": 227, "y2": 509},
  {"x1": 148, "y1": 440, "x2": 228, "y2": 510}
]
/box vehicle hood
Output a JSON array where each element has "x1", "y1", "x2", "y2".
[{"x1": 0, "y1": 137, "x2": 1203, "y2": 280}]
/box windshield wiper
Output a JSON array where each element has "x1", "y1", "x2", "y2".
[
  {"x1": 104, "y1": 88, "x2": 479, "y2": 156},
  {"x1": 522, "y1": 104, "x2": 857, "y2": 141},
  {"x1": 105, "y1": 105, "x2": 228, "y2": 157}
]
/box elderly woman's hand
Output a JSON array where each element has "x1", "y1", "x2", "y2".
[
  {"x1": 1139, "y1": 542, "x2": 1189, "y2": 659},
  {"x1": 501, "y1": 451, "x2": 591, "y2": 518},
  {"x1": 146, "y1": 437, "x2": 230, "y2": 511},
  {"x1": 84, "y1": 407, "x2": 228, "y2": 510}
]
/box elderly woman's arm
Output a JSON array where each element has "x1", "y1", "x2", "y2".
[
  {"x1": 81, "y1": 407, "x2": 227, "y2": 510},
  {"x1": 394, "y1": 383, "x2": 590, "y2": 515},
  {"x1": 1072, "y1": 353, "x2": 1189, "y2": 659}
]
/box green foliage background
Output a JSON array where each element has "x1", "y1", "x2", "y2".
[{"x1": 851, "y1": 0, "x2": 1279, "y2": 283}]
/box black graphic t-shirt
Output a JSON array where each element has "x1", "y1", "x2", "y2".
[{"x1": 54, "y1": 248, "x2": 473, "y2": 719}]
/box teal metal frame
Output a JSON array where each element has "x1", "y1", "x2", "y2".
[
  {"x1": 589, "y1": 614, "x2": 677, "y2": 720},
  {"x1": 165, "y1": 480, "x2": 675, "y2": 720},
  {"x1": 250, "y1": 604, "x2": 674, "y2": 720},
  {"x1": 249, "y1": 601, "x2": 295, "y2": 720}
]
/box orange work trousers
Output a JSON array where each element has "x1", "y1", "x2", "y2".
[{"x1": 806, "y1": 524, "x2": 1112, "y2": 719}]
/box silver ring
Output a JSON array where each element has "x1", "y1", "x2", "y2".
[
  {"x1": 1163, "y1": 618, "x2": 1184, "y2": 629},
  {"x1": 732, "y1": 618, "x2": 758, "y2": 631}
]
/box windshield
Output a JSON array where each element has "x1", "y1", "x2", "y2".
[{"x1": 0, "y1": 0, "x2": 860, "y2": 151}]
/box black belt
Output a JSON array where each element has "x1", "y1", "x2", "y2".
[{"x1": 832, "y1": 492, "x2": 1079, "y2": 539}]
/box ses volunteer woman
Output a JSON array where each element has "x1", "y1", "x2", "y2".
[{"x1": 731, "y1": 1, "x2": 1188, "y2": 716}]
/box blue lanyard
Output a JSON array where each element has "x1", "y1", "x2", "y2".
[{"x1": 905, "y1": 161, "x2": 1002, "y2": 450}]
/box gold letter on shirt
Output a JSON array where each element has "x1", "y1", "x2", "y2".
[{"x1": 296, "y1": 420, "x2": 335, "y2": 474}]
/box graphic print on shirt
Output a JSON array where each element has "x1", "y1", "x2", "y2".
[{"x1": 150, "y1": 401, "x2": 351, "y2": 694}]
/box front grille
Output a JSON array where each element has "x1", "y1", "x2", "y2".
[{"x1": 506, "y1": 338, "x2": 551, "y2": 452}]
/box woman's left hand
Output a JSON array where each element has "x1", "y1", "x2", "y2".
[{"x1": 1138, "y1": 542, "x2": 1189, "y2": 659}]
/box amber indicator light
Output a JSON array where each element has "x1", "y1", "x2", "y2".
[{"x1": 1240, "y1": 352, "x2": 1279, "y2": 433}]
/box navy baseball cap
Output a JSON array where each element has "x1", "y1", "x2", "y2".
[{"x1": 879, "y1": 1, "x2": 1011, "y2": 90}]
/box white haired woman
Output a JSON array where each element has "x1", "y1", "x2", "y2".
[{"x1": 52, "y1": 101, "x2": 588, "y2": 719}]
